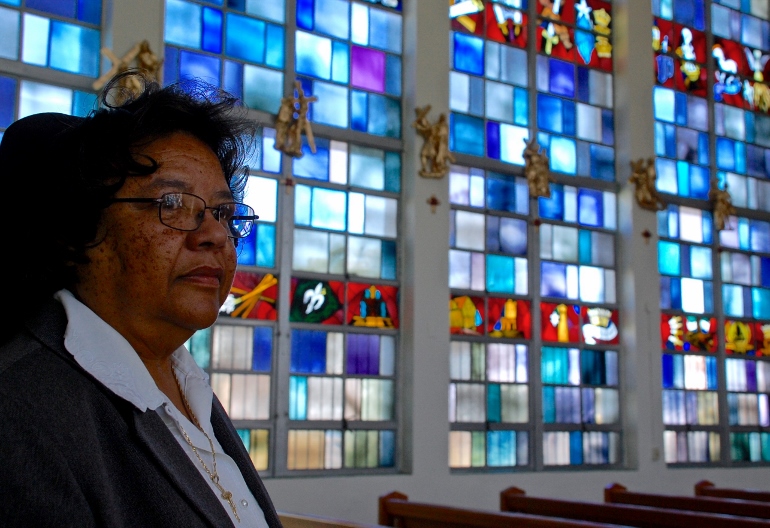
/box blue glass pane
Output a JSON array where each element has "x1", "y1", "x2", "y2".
[
  {"x1": 78, "y1": 0, "x2": 100, "y2": 24},
  {"x1": 662, "y1": 355, "x2": 674, "y2": 388},
  {"x1": 0, "y1": 75, "x2": 16, "y2": 127},
  {"x1": 290, "y1": 329, "x2": 326, "y2": 373},
  {"x1": 296, "y1": 0, "x2": 314, "y2": 30},
  {"x1": 541, "y1": 261, "x2": 567, "y2": 297},
  {"x1": 538, "y1": 94, "x2": 563, "y2": 133},
  {"x1": 369, "y1": 7, "x2": 401, "y2": 54},
  {"x1": 453, "y1": 32, "x2": 483, "y2": 76},
  {"x1": 540, "y1": 185, "x2": 564, "y2": 220},
  {"x1": 256, "y1": 223, "x2": 276, "y2": 267},
  {"x1": 165, "y1": 0, "x2": 202, "y2": 48},
  {"x1": 180, "y1": 49, "x2": 220, "y2": 84},
  {"x1": 590, "y1": 144, "x2": 615, "y2": 181},
  {"x1": 331, "y1": 41, "x2": 349, "y2": 83},
  {"x1": 163, "y1": 46, "x2": 179, "y2": 84},
  {"x1": 27, "y1": 0, "x2": 74, "y2": 18},
  {"x1": 487, "y1": 174, "x2": 518, "y2": 212},
  {"x1": 487, "y1": 121, "x2": 500, "y2": 159},
  {"x1": 49, "y1": 22, "x2": 99, "y2": 76},
  {"x1": 549, "y1": 59, "x2": 575, "y2": 98},
  {"x1": 293, "y1": 138, "x2": 330, "y2": 180},
  {"x1": 367, "y1": 93, "x2": 400, "y2": 138},
  {"x1": 252, "y1": 326, "x2": 272, "y2": 371},
  {"x1": 384, "y1": 152, "x2": 401, "y2": 193},
  {"x1": 450, "y1": 113, "x2": 484, "y2": 156},
  {"x1": 380, "y1": 430, "x2": 395, "y2": 467},
  {"x1": 223, "y1": 60, "x2": 243, "y2": 99},
  {"x1": 0, "y1": 7, "x2": 19, "y2": 61},
  {"x1": 570, "y1": 431, "x2": 583, "y2": 464},
  {"x1": 351, "y1": 90, "x2": 367, "y2": 131},
  {"x1": 577, "y1": 189, "x2": 603, "y2": 227},
  {"x1": 202, "y1": 7, "x2": 222, "y2": 53},
  {"x1": 237, "y1": 230, "x2": 256, "y2": 265},
  {"x1": 226, "y1": 13, "x2": 265, "y2": 62},
  {"x1": 689, "y1": 164, "x2": 710, "y2": 199},
  {"x1": 385, "y1": 54, "x2": 401, "y2": 97},
  {"x1": 315, "y1": 0, "x2": 349, "y2": 39},
  {"x1": 72, "y1": 90, "x2": 96, "y2": 117},
  {"x1": 549, "y1": 137, "x2": 576, "y2": 174}
]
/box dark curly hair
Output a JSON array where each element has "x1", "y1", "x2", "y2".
[{"x1": 0, "y1": 70, "x2": 258, "y2": 344}]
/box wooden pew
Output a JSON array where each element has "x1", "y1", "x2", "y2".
[
  {"x1": 604, "y1": 483, "x2": 770, "y2": 519},
  {"x1": 696, "y1": 480, "x2": 770, "y2": 503},
  {"x1": 279, "y1": 511, "x2": 385, "y2": 528},
  {"x1": 378, "y1": 491, "x2": 630, "y2": 528},
  {"x1": 500, "y1": 486, "x2": 770, "y2": 528}
]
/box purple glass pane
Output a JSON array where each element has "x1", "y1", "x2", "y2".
[
  {"x1": 348, "y1": 333, "x2": 380, "y2": 375},
  {"x1": 747, "y1": 360, "x2": 758, "y2": 393},
  {"x1": 351, "y1": 46, "x2": 385, "y2": 93}
]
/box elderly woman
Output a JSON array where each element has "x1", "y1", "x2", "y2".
[{"x1": 0, "y1": 72, "x2": 282, "y2": 527}]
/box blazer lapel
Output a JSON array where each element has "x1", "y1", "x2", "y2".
[
  {"x1": 211, "y1": 399, "x2": 283, "y2": 528},
  {"x1": 133, "y1": 410, "x2": 235, "y2": 528}
]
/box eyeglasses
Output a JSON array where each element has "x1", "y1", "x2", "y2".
[{"x1": 111, "y1": 192, "x2": 258, "y2": 239}]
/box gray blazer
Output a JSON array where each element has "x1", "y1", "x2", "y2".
[{"x1": 0, "y1": 299, "x2": 282, "y2": 528}]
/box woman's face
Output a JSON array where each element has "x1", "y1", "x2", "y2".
[{"x1": 74, "y1": 132, "x2": 238, "y2": 353}]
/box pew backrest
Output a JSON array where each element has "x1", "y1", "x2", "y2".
[
  {"x1": 604, "y1": 483, "x2": 770, "y2": 519},
  {"x1": 279, "y1": 511, "x2": 386, "y2": 528},
  {"x1": 501, "y1": 486, "x2": 770, "y2": 528},
  {"x1": 696, "y1": 480, "x2": 770, "y2": 503},
  {"x1": 379, "y1": 491, "x2": 630, "y2": 528}
]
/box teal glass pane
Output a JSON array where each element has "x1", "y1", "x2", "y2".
[
  {"x1": 379, "y1": 430, "x2": 395, "y2": 467},
  {"x1": 243, "y1": 65, "x2": 282, "y2": 113},
  {"x1": 351, "y1": 90, "x2": 367, "y2": 131},
  {"x1": 450, "y1": 113, "x2": 484, "y2": 156},
  {"x1": 202, "y1": 7, "x2": 222, "y2": 53},
  {"x1": 49, "y1": 21, "x2": 99, "y2": 76},
  {"x1": 384, "y1": 152, "x2": 400, "y2": 193},
  {"x1": 549, "y1": 136, "x2": 577, "y2": 174},
  {"x1": 188, "y1": 327, "x2": 212, "y2": 369},
  {"x1": 486, "y1": 254, "x2": 514, "y2": 293},
  {"x1": 658, "y1": 241, "x2": 681, "y2": 276},
  {"x1": 366, "y1": 92, "x2": 400, "y2": 137},
  {"x1": 542, "y1": 347, "x2": 569, "y2": 385},
  {"x1": 72, "y1": 90, "x2": 96, "y2": 117},
  {"x1": 256, "y1": 223, "x2": 276, "y2": 267},
  {"x1": 293, "y1": 138, "x2": 330, "y2": 180},
  {"x1": 0, "y1": 0, "x2": 20, "y2": 6},
  {"x1": 296, "y1": 31, "x2": 330, "y2": 79},
  {"x1": 310, "y1": 81, "x2": 348, "y2": 128},
  {"x1": 381, "y1": 240, "x2": 396, "y2": 280},
  {"x1": 487, "y1": 383, "x2": 501, "y2": 423},
  {"x1": 753, "y1": 288, "x2": 770, "y2": 319},
  {"x1": 487, "y1": 430, "x2": 515, "y2": 466},
  {"x1": 165, "y1": 0, "x2": 202, "y2": 48},
  {"x1": 543, "y1": 386, "x2": 556, "y2": 422},
  {"x1": 385, "y1": 54, "x2": 401, "y2": 96},
  {"x1": 331, "y1": 41, "x2": 350, "y2": 83},
  {"x1": 226, "y1": 13, "x2": 265, "y2": 62},
  {"x1": 578, "y1": 230, "x2": 592, "y2": 264},
  {"x1": 265, "y1": 24, "x2": 284, "y2": 68},
  {"x1": 289, "y1": 376, "x2": 308, "y2": 420},
  {"x1": 0, "y1": 7, "x2": 19, "y2": 60}
]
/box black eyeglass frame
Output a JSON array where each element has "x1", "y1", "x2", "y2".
[{"x1": 110, "y1": 192, "x2": 259, "y2": 240}]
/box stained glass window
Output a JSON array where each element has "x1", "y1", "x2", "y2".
[
  {"x1": 294, "y1": 0, "x2": 402, "y2": 137},
  {"x1": 0, "y1": 0, "x2": 101, "y2": 77},
  {"x1": 653, "y1": 0, "x2": 770, "y2": 465},
  {"x1": 164, "y1": 0, "x2": 287, "y2": 112},
  {"x1": 287, "y1": 135, "x2": 400, "y2": 471},
  {"x1": 448, "y1": 0, "x2": 620, "y2": 470}
]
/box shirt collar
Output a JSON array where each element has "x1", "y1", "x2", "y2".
[{"x1": 54, "y1": 289, "x2": 209, "y2": 413}]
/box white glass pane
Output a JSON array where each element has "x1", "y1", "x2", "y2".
[
  {"x1": 311, "y1": 81, "x2": 349, "y2": 128},
  {"x1": 19, "y1": 80, "x2": 72, "y2": 118},
  {"x1": 449, "y1": 249, "x2": 471, "y2": 289},
  {"x1": 364, "y1": 195, "x2": 397, "y2": 237},
  {"x1": 681, "y1": 278, "x2": 705, "y2": 313},
  {"x1": 165, "y1": 0, "x2": 201, "y2": 47},
  {"x1": 348, "y1": 192, "x2": 365, "y2": 234},
  {"x1": 485, "y1": 81, "x2": 513, "y2": 122},
  {"x1": 450, "y1": 71, "x2": 470, "y2": 112},
  {"x1": 0, "y1": 7, "x2": 19, "y2": 60},
  {"x1": 347, "y1": 236, "x2": 381, "y2": 278},
  {"x1": 455, "y1": 210, "x2": 485, "y2": 251},
  {"x1": 577, "y1": 103, "x2": 602, "y2": 143},
  {"x1": 293, "y1": 229, "x2": 330, "y2": 272},
  {"x1": 312, "y1": 187, "x2": 347, "y2": 231},
  {"x1": 245, "y1": 176, "x2": 277, "y2": 222},
  {"x1": 22, "y1": 14, "x2": 48, "y2": 66},
  {"x1": 350, "y1": 145, "x2": 384, "y2": 190}
]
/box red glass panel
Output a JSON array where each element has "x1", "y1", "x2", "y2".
[
  {"x1": 541, "y1": 302, "x2": 580, "y2": 343},
  {"x1": 450, "y1": 294, "x2": 485, "y2": 335},
  {"x1": 660, "y1": 313, "x2": 717, "y2": 352},
  {"x1": 224, "y1": 271, "x2": 278, "y2": 320},
  {"x1": 487, "y1": 297, "x2": 531, "y2": 338},
  {"x1": 348, "y1": 282, "x2": 399, "y2": 328},
  {"x1": 580, "y1": 306, "x2": 619, "y2": 345}
]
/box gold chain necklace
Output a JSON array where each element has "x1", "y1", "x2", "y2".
[{"x1": 172, "y1": 370, "x2": 241, "y2": 523}]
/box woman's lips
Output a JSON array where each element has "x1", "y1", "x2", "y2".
[{"x1": 180, "y1": 266, "x2": 223, "y2": 287}]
